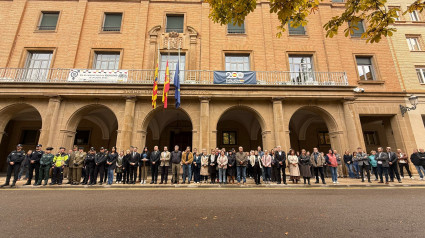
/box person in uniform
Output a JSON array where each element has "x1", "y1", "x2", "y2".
[
  {"x1": 71, "y1": 147, "x2": 86, "y2": 185},
  {"x1": 36, "y1": 147, "x2": 54, "y2": 186},
  {"x1": 83, "y1": 147, "x2": 96, "y2": 185},
  {"x1": 94, "y1": 147, "x2": 107, "y2": 185},
  {"x1": 66, "y1": 146, "x2": 78, "y2": 184},
  {"x1": 1, "y1": 144, "x2": 25, "y2": 188},
  {"x1": 25, "y1": 144, "x2": 43, "y2": 185},
  {"x1": 50, "y1": 147, "x2": 69, "y2": 185},
  {"x1": 159, "y1": 146, "x2": 170, "y2": 184}
]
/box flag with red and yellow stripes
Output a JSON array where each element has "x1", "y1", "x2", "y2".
[
  {"x1": 152, "y1": 58, "x2": 159, "y2": 109},
  {"x1": 162, "y1": 60, "x2": 170, "y2": 108}
]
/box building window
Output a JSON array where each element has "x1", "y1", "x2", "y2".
[
  {"x1": 166, "y1": 15, "x2": 184, "y2": 33},
  {"x1": 227, "y1": 21, "x2": 245, "y2": 34},
  {"x1": 389, "y1": 7, "x2": 401, "y2": 21},
  {"x1": 407, "y1": 36, "x2": 421, "y2": 51},
  {"x1": 74, "y1": 130, "x2": 90, "y2": 145},
  {"x1": 410, "y1": 11, "x2": 420, "y2": 22},
  {"x1": 349, "y1": 21, "x2": 365, "y2": 37},
  {"x1": 289, "y1": 55, "x2": 314, "y2": 83},
  {"x1": 38, "y1": 12, "x2": 59, "y2": 30},
  {"x1": 20, "y1": 130, "x2": 39, "y2": 145},
  {"x1": 225, "y1": 55, "x2": 250, "y2": 71},
  {"x1": 159, "y1": 54, "x2": 185, "y2": 83},
  {"x1": 93, "y1": 52, "x2": 120, "y2": 70},
  {"x1": 25, "y1": 51, "x2": 53, "y2": 80},
  {"x1": 363, "y1": 131, "x2": 378, "y2": 146},
  {"x1": 417, "y1": 67, "x2": 425, "y2": 84},
  {"x1": 318, "y1": 131, "x2": 330, "y2": 145},
  {"x1": 222, "y1": 131, "x2": 236, "y2": 145},
  {"x1": 288, "y1": 19, "x2": 306, "y2": 35},
  {"x1": 102, "y1": 13, "x2": 122, "y2": 32},
  {"x1": 356, "y1": 56, "x2": 375, "y2": 81},
  {"x1": 332, "y1": 0, "x2": 345, "y2": 2}
]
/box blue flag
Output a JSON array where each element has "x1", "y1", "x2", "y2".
[{"x1": 174, "y1": 60, "x2": 181, "y2": 108}]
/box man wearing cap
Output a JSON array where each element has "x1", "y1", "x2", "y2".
[
  {"x1": 36, "y1": 147, "x2": 54, "y2": 186},
  {"x1": 50, "y1": 147, "x2": 69, "y2": 185},
  {"x1": 94, "y1": 147, "x2": 107, "y2": 185},
  {"x1": 1, "y1": 144, "x2": 26, "y2": 187},
  {"x1": 83, "y1": 147, "x2": 96, "y2": 185},
  {"x1": 71, "y1": 147, "x2": 86, "y2": 185},
  {"x1": 25, "y1": 144, "x2": 44, "y2": 185}
]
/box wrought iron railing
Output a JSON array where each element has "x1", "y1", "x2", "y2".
[{"x1": 0, "y1": 68, "x2": 349, "y2": 86}]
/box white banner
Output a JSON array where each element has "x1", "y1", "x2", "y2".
[{"x1": 67, "y1": 69, "x2": 128, "y2": 83}]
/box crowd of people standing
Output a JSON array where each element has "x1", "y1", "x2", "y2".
[{"x1": 2, "y1": 143, "x2": 425, "y2": 188}]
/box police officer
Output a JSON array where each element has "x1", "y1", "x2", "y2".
[
  {"x1": 50, "y1": 147, "x2": 69, "y2": 185},
  {"x1": 83, "y1": 147, "x2": 96, "y2": 185},
  {"x1": 94, "y1": 147, "x2": 107, "y2": 185},
  {"x1": 1, "y1": 144, "x2": 25, "y2": 188},
  {"x1": 36, "y1": 147, "x2": 54, "y2": 186},
  {"x1": 71, "y1": 147, "x2": 86, "y2": 185},
  {"x1": 25, "y1": 144, "x2": 44, "y2": 185}
]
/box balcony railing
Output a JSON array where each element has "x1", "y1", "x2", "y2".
[{"x1": 0, "y1": 68, "x2": 349, "y2": 86}]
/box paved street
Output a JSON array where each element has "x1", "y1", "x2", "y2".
[{"x1": 1, "y1": 187, "x2": 424, "y2": 238}]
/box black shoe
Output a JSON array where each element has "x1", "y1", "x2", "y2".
[
  {"x1": 49, "y1": 183, "x2": 55, "y2": 185},
  {"x1": 322, "y1": 182, "x2": 326, "y2": 185},
  {"x1": 159, "y1": 181, "x2": 163, "y2": 184},
  {"x1": 33, "y1": 183, "x2": 39, "y2": 186},
  {"x1": 43, "y1": 182, "x2": 47, "y2": 186},
  {"x1": 361, "y1": 180, "x2": 365, "y2": 182},
  {"x1": 315, "y1": 181, "x2": 319, "y2": 184},
  {"x1": 99, "y1": 182, "x2": 102, "y2": 185},
  {"x1": 0, "y1": 183, "x2": 9, "y2": 188},
  {"x1": 398, "y1": 180, "x2": 402, "y2": 183},
  {"x1": 24, "y1": 181, "x2": 31, "y2": 185},
  {"x1": 66, "y1": 181, "x2": 72, "y2": 184},
  {"x1": 368, "y1": 180, "x2": 372, "y2": 183},
  {"x1": 150, "y1": 181, "x2": 154, "y2": 184},
  {"x1": 58, "y1": 183, "x2": 62, "y2": 185},
  {"x1": 10, "y1": 183, "x2": 16, "y2": 187}
]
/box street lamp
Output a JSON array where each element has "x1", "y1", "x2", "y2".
[{"x1": 400, "y1": 95, "x2": 419, "y2": 117}]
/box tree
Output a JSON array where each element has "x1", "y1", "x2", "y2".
[{"x1": 205, "y1": 0, "x2": 424, "y2": 43}]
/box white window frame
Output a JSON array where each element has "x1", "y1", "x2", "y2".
[
  {"x1": 289, "y1": 55, "x2": 315, "y2": 84},
  {"x1": 356, "y1": 57, "x2": 376, "y2": 81},
  {"x1": 411, "y1": 11, "x2": 420, "y2": 22},
  {"x1": 24, "y1": 51, "x2": 53, "y2": 81},
  {"x1": 225, "y1": 55, "x2": 250, "y2": 71},
  {"x1": 93, "y1": 52, "x2": 120, "y2": 70},
  {"x1": 417, "y1": 67, "x2": 425, "y2": 84},
  {"x1": 407, "y1": 37, "x2": 421, "y2": 51},
  {"x1": 159, "y1": 53, "x2": 185, "y2": 83}
]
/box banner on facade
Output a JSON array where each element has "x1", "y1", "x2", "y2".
[
  {"x1": 67, "y1": 69, "x2": 128, "y2": 83},
  {"x1": 213, "y1": 71, "x2": 257, "y2": 84}
]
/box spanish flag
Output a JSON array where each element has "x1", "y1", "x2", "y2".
[
  {"x1": 152, "y1": 58, "x2": 159, "y2": 109},
  {"x1": 162, "y1": 60, "x2": 170, "y2": 108}
]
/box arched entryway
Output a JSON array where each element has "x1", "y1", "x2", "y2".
[
  {"x1": 143, "y1": 107, "x2": 193, "y2": 150},
  {"x1": 0, "y1": 104, "x2": 42, "y2": 171},
  {"x1": 289, "y1": 106, "x2": 338, "y2": 153},
  {"x1": 216, "y1": 106, "x2": 264, "y2": 151},
  {"x1": 65, "y1": 105, "x2": 118, "y2": 151}
]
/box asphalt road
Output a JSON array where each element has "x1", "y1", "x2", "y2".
[{"x1": 1, "y1": 187, "x2": 424, "y2": 237}]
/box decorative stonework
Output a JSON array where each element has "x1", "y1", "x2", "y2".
[{"x1": 164, "y1": 32, "x2": 183, "y2": 49}]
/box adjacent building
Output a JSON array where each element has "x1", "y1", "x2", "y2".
[{"x1": 0, "y1": 0, "x2": 418, "y2": 172}]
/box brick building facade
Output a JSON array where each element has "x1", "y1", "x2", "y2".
[{"x1": 0, "y1": 0, "x2": 420, "y2": 172}]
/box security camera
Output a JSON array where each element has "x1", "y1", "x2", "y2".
[{"x1": 353, "y1": 87, "x2": 365, "y2": 93}]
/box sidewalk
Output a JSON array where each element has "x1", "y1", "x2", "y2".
[{"x1": 1, "y1": 175, "x2": 424, "y2": 189}]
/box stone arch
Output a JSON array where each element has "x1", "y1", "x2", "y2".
[
  {"x1": 215, "y1": 105, "x2": 267, "y2": 150},
  {"x1": 0, "y1": 103, "x2": 44, "y2": 133},
  {"x1": 288, "y1": 105, "x2": 339, "y2": 133},
  {"x1": 140, "y1": 105, "x2": 194, "y2": 133},
  {"x1": 65, "y1": 104, "x2": 119, "y2": 132}
]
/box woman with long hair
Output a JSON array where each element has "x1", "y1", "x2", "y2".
[
  {"x1": 139, "y1": 147, "x2": 150, "y2": 184},
  {"x1": 327, "y1": 149, "x2": 339, "y2": 184},
  {"x1": 115, "y1": 150, "x2": 124, "y2": 183},
  {"x1": 298, "y1": 149, "x2": 312, "y2": 185},
  {"x1": 106, "y1": 146, "x2": 118, "y2": 185},
  {"x1": 287, "y1": 149, "x2": 300, "y2": 183}
]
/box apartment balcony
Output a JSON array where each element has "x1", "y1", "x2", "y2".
[{"x1": 0, "y1": 68, "x2": 349, "y2": 86}]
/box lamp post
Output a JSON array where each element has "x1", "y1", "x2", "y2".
[{"x1": 400, "y1": 95, "x2": 419, "y2": 117}]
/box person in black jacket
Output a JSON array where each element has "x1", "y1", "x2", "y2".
[
  {"x1": 139, "y1": 147, "x2": 150, "y2": 184},
  {"x1": 122, "y1": 149, "x2": 131, "y2": 184},
  {"x1": 94, "y1": 147, "x2": 107, "y2": 185},
  {"x1": 25, "y1": 144, "x2": 43, "y2": 185},
  {"x1": 387, "y1": 147, "x2": 401, "y2": 183},
  {"x1": 150, "y1": 146, "x2": 160, "y2": 184},
  {"x1": 343, "y1": 150, "x2": 354, "y2": 178},
  {"x1": 128, "y1": 147, "x2": 140, "y2": 184},
  {"x1": 274, "y1": 146, "x2": 287, "y2": 185},
  {"x1": 83, "y1": 147, "x2": 96, "y2": 185},
  {"x1": 106, "y1": 146, "x2": 118, "y2": 185},
  {"x1": 410, "y1": 149, "x2": 425, "y2": 180},
  {"x1": 1, "y1": 144, "x2": 26, "y2": 187}
]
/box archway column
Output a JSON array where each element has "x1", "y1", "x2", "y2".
[
  {"x1": 58, "y1": 130, "x2": 76, "y2": 151},
  {"x1": 116, "y1": 97, "x2": 136, "y2": 150},
  {"x1": 199, "y1": 97, "x2": 210, "y2": 150},
  {"x1": 137, "y1": 130, "x2": 147, "y2": 149},
  {"x1": 262, "y1": 130, "x2": 272, "y2": 150},
  {"x1": 343, "y1": 99, "x2": 365, "y2": 151},
  {"x1": 0, "y1": 131, "x2": 5, "y2": 145},
  {"x1": 38, "y1": 96, "x2": 62, "y2": 147},
  {"x1": 272, "y1": 98, "x2": 288, "y2": 149}
]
